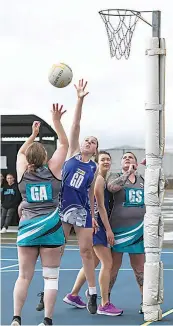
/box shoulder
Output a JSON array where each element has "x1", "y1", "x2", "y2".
[
  {"x1": 95, "y1": 175, "x2": 105, "y2": 195},
  {"x1": 96, "y1": 174, "x2": 105, "y2": 187},
  {"x1": 64, "y1": 153, "x2": 80, "y2": 167},
  {"x1": 68, "y1": 153, "x2": 81, "y2": 161},
  {"x1": 89, "y1": 160, "x2": 97, "y2": 171},
  {"x1": 136, "y1": 172, "x2": 144, "y2": 182}
]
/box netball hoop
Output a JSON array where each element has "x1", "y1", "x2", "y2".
[
  {"x1": 99, "y1": 9, "x2": 166, "y2": 323},
  {"x1": 99, "y1": 9, "x2": 160, "y2": 59}
]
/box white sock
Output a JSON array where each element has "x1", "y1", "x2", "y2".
[{"x1": 89, "y1": 287, "x2": 97, "y2": 295}]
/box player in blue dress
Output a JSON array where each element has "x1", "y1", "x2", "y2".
[
  {"x1": 60, "y1": 79, "x2": 99, "y2": 314},
  {"x1": 63, "y1": 151, "x2": 123, "y2": 316},
  {"x1": 36, "y1": 80, "x2": 98, "y2": 314},
  {"x1": 11, "y1": 104, "x2": 68, "y2": 326}
]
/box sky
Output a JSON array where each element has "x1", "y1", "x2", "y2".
[{"x1": 0, "y1": 0, "x2": 173, "y2": 150}]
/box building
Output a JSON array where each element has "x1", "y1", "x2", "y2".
[
  {"x1": 104, "y1": 146, "x2": 173, "y2": 178},
  {"x1": 1, "y1": 114, "x2": 58, "y2": 177}
]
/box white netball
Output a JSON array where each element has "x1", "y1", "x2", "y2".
[{"x1": 48, "y1": 63, "x2": 73, "y2": 88}]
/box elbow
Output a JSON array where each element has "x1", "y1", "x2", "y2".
[
  {"x1": 107, "y1": 184, "x2": 122, "y2": 193},
  {"x1": 60, "y1": 142, "x2": 69, "y2": 150},
  {"x1": 72, "y1": 123, "x2": 80, "y2": 131}
]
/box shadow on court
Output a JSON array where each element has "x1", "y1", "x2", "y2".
[{"x1": 1, "y1": 245, "x2": 173, "y2": 325}]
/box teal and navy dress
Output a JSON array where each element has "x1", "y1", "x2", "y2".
[
  {"x1": 17, "y1": 165, "x2": 65, "y2": 247},
  {"x1": 109, "y1": 173, "x2": 145, "y2": 254}
]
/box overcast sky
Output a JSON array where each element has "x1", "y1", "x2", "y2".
[{"x1": 0, "y1": 0, "x2": 173, "y2": 150}]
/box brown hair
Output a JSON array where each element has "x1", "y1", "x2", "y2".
[
  {"x1": 94, "y1": 150, "x2": 111, "y2": 164},
  {"x1": 122, "y1": 151, "x2": 137, "y2": 163},
  {"x1": 98, "y1": 150, "x2": 111, "y2": 159},
  {"x1": 25, "y1": 142, "x2": 47, "y2": 172}
]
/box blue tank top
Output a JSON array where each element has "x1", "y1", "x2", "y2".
[{"x1": 60, "y1": 154, "x2": 97, "y2": 223}]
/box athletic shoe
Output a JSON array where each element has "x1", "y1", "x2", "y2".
[
  {"x1": 97, "y1": 302, "x2": 123, "y2": 316},
  {"x1": 85, "y1": 289, "x2": 97, "y2": 314},
  {"x1": 0, "y1": 227, "x2": 7, "y2": 233},
  {"x1": 139, "y1": 302, "x2": 143, "y2": 314},
  {"x1": 36, "y1": 292, "x2": 44, "y2": 311},
  {"x1": 11, "y1": 317, "x2": 21, "y2": 326},
  {"x1": 38, "y1": 317, "x2": 52, "y2": 325},
  {"x1": 63, "y1": 293, "x2": 86, "y2": 308}
]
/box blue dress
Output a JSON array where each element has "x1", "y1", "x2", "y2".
[
  {"x1": 60, "y1": 154, "x2": 97, "y2": 228},
  {"x1": 93, "y1": 185, "x2": 113, "y2": 247}
]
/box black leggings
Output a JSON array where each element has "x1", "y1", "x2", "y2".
[{"x1": 1, "y1": 207, "x2": 16, "y2": 229}]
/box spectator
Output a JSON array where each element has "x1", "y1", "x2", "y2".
[
  {"x1": 0, "y1": 173, "x2": 5, "y2": 193},
  {"x1": 1, "y1": 173, "x2": 21, "y2": 233},
  {"x1": 0, "y1": 173, "x2": 5, "y2": 213}
]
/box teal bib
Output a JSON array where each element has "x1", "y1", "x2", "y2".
[
  {"x1": 26, "y1": 183, "x2": 53, "y2": 203},
  {"x1": 123, "y1": 187, "x2": 144, "y2": 207}
]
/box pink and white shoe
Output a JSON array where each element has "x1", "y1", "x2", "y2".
[{"x1": 97, "y1": 302, "x2": 123, "y2": 316}]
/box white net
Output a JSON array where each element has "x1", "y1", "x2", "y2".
[{"x1": 99, "y1": 9, "x2": 141, "y2": 59}]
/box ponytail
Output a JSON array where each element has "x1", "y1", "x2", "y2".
[{"x1": 27, "y1": 163, "x2": 36, "y2": 173}]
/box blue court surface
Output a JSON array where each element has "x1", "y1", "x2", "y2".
[{"x1": 1, "y1": 244, "x2": 173, "y2": 326}]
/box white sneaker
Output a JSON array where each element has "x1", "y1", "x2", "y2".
[
  {"x1": 0, "y1": 227, "x2": 7, "y2": 233},
  {"x1": 11, "y1": 320, "x2": 20, "y2": 326}
]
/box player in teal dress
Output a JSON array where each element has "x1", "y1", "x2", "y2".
[
  {"x1": 107, "y1": 152, "x2": 145, "y2": 313},
  {"x1": 11, "y1": 104, "x2": 69, "y2": 326}
]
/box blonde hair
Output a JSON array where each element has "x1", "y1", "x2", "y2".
[{"x1": 25, "y1": 142, "x2": 47, "y2": 172}]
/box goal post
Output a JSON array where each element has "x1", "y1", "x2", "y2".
[{"x1": 99, "y1": 9, "x2": 166, "y2": 322}]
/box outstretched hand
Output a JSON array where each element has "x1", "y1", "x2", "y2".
[
  {"x1": 74, "y1": 79, "x2": 89, "y2": 99},
  {"x1": 32, "y1": 121, "x2": 40, "y2": 137},
  {"x1": 51, "y1": 103, "x2": 66, "y2": 121}
]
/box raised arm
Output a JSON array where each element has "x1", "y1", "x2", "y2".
[
  {"x1": 48, "y1": 104, "x2": 69, "y2": 179},
  {"x1": 68, "y1": 79, "x2": 89, "y2": 158},
  {"x1": 94, "y1": 175, "x2": 115, "y2": 246},
  {"x1": 16, "y1": 121, "x2": 40, "y2": 182},
  {"x1": 107, "y1": 164, "x2": 136, "y2": 193}
]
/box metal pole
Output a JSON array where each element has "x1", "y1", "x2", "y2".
[
  {"x1": 143, "y1": 10, "x2": 166, "y2": 322},
  {"x1": 152, "y1": 11, "x2": 161, "y2": 38}
]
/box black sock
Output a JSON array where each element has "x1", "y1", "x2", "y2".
[
  {"x1": 12, "y1": 316, "x2": 21, "y2": 324},
  {"x1": 44, "y1": 317, "x2": 52, "y2": 325}
]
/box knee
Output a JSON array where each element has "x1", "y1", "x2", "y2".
[
  {"x1": 101, "y1": 259, "x2": 113, "y2": 272},
  {"x1": 43, "y1": 266, "x2": 60, "y2": 290},
  {"x1": 112, "y1": 258, "x2": 122, "y2": 273},
  {"x1": 60, "y1": 245, "x2": 65, "y2": 257},
  {"x1": 130, "y1": 260, "x2": 144, "y2": 273},
  {"x1": 18, "y1": 273, "x2": 32, "y2": 283},
  {"x1": 80, "y1": 246, "x2": 93, "y2": 260}
]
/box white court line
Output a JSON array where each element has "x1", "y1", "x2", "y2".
[
  {"x1": 0, "y1": 259, "x2": 40, "y2": 261},
  {"x1": 1, "y1": 246, "x2": 173, "y2": 254},
  {"x1": 1, "y1": 253, "x2": 172, "y2": 263},
  {"x1": 0, "y1": 259, "x2": 18, "y2": 261},
  {"x1": 0, "y1": 247, "x2": 79, "y2": 251},
  {"x1": 1, "y1": 263, "x2": 19, "y2": 270},
  {"x1": 1, "y1": 268, "x2": 173, "y2": 273}
]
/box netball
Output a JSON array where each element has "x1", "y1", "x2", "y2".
[{"x1": 48, "y1": 63, "x2": 73, "y2": 88}]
